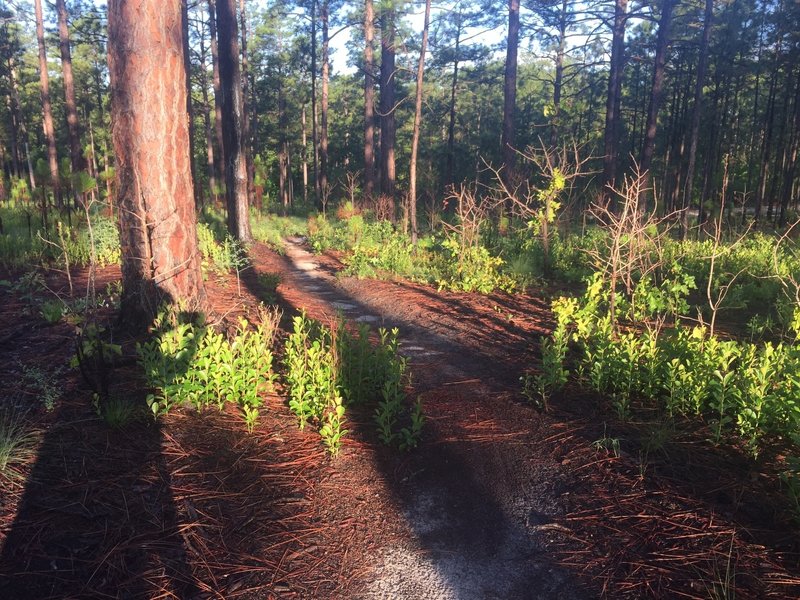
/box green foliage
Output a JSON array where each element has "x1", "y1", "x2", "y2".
[
  {"x1": 283, "y1": 312, "x2": 421, "y2": 454},
  {"x1": 0, "y1": 408, "x2": 37, "y2": 481},
  {"x1": 21, "y1": 364, "x2": 63, "y2": 412},
  {"x1": 547, "y1": 274, "x2": 800, "y2": 461},
  {"x1": 250, "y1": 212, "x2": 308, "y2": 253},
  {"x1": 137, "y1": 305, "x2": 278, "y2": 429},
  {"x1": 39, "y1": 299, "x2": 64, "y2": 323}
]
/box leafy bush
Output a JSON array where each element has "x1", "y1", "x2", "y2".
[
  {"x1": 283, "y1": 313, "x2": 421, "y2": 454},
  {"x1": 137, "y1": 305, "x2": 278, "y2": 430}
]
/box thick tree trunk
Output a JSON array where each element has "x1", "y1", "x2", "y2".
[
  {"x1": 34, "y1": 0, "x2": 62, "y2": 208},
  {"x1": 681, "y1": 0, "x2": 712, "y2": 235},
  {"x1": 320, "y1": 0, "x2": 330, "y2": 200},
  {"x1": 379, "y1": 5, "x2": 396, "y2": 201},
  {"x1": 108, "y1": 0, "x2": 206, "y2": 326},
  {"x1": 216, "y1": 0, "x2": 252, "y2": 241},
  {"x1": 181, "y1": 0, "x2": 201, "y2": 209},
  {"x1": 56, "y1": 0, "x2": 84, "y2": 180},
  {"x1": 208, "y1": 0, "x2": 225, "y2": 197},
  {"x1": 639, "y1": 0, "x2": 676, "y2": 204},
  {"x1": 363, "y1": 0, "x2": 376, "y2": 199},
  {"x1": 408, "y1": 0, "x2": 431, "y2": 245},
  {"x1": 601, "y1": 0, "x2": 628, "y2": 209},
  {"x1": 501, "y1": 0, "x2": 520, "y2": 191}
]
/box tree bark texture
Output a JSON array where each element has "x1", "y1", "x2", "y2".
[
  {"x1": 216, "y1": 0, "x2": 252, "y2": 241},
  {"x1": 34, "y1": 0, "x2": 62, "y2": 207},
  {"x1": 107, "y1": 0, "x2": 207, "y2": 326}
]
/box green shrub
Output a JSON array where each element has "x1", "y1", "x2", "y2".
[{"x1": 137, "y1": 305, "x2": 278, "y2": 430}]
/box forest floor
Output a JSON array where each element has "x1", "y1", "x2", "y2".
[{"x1": 1, "y1": 238, "x2": 799, "y2": 599}]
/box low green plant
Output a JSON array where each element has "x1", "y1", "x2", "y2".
[
  {"x1": 137, "y1": 304, "x2": 278, "y2": 428},
  {"x1": 522, "y1": 327, "x2": 569, "y2": 411},
  {"x1": 21, "y1": 363, "x2": 63, "y2": 411},
  {"x1": 39, "y1": 299, "x2": 64, "y2": 323},
  {"x1": 92, "y1": 393, "x2": 139, "y2": 429},
  {"x1": 592, "y1": 426, "x2": 621, "y2": 458},
  {"x1": 0, "y1": 409, "x2": 37, "y2": 481}
]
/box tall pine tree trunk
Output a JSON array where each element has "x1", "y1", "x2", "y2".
[
  {"x1": 681, "y1": 0, "x2": 713, "y2": 235},
  {"x1": 363, "y1": 0, "x2": 376, "y2": 199},
  {"x1": 56, "y1": 0, "x2": 84, "y2": 179},
  {"x1": 199, "y1": 25, "x2": 218, "y2": 203},
  {"x1": 216, "y1": 0, "x2": 252, "y2": 240},
  {"x1": 320, "y1": 0, "x2": 330, "y2": 200},
  {"x1": 408, "y1": 0, "x2": 431, "y2": 245},
  {"x1": 445, "y1": 13, "x2": 462, "y2": 189},
  {"x1": 379, "y1": 5, "x2": 396, "y2": 202},
  {"x1": 601, "y1": 0, "x2": 628, "y2": 209},
  {"x1": 181, "y1": 0, "x2": 201, "y2": 209},
  {"x1": 208, "y1": 0, "x2": 225, "y2": 199},
  {"x1": 501, "y1": 0, "x2": 520, "y2": 192},
  {"x1": 239, "y1": 0, "x2": 255, "y2": 207},
  {"x1": 108, "y1": 0, "x2": 206, "y2": 326},
  {"x1": 34, "y1": 0, "x2": 62, "y2": 208},
  {"x1": 639, "y1": 0, "x2": 676, "y2": 206}
]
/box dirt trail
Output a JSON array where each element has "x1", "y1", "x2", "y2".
[{"x1": 255, "y1": 238, "x2": 584, "y2": 599}]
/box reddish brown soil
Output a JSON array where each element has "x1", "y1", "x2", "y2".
[{"x1": 0, "y1": 239, "x2": 798, "y2": 599}]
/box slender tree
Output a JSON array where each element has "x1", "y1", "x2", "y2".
[
  {"x1": 320, "y1": 0, "x2": 330, "y2": 200},
  {"x1": 34, "y1": 0, "x2": 61, "y2": 207},
  {"x1": 408, "y1": 0, "x2": 431, "y2": 245},
  {"x1": 208, "y1": 0, "x2": 225, "y2": 197},
  {"x1": 216, "y1": 0, "x2": 252, "y2": 240},
  {"x1": 639, "y1": 0, "x2": 676, "y2": 204},
  {"x1": 379, "y1": 1, "x2": 396, "y2": 200},
  {"x1": 681, "y1": 0, "x2": 713, "y2": 234},
  {"x1": 56, "y1": 0, "x2": 84, "y2": 179},
  {"x1": 108, "y1": 0, "x2": 206, "y2": 325},
  {"x1": 363, "y1": 0, "x2": 376, "y2": 198},
  {"x1": 501, "y1": 0, "x2": 520, "y2": 190},
  {"x1": 601, "y1": 0, "x2": 628, "y2": 209},
  {"x1": 182, "y1": 0, "x2": 201, "y2": 208}
]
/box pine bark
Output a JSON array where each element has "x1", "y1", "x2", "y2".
[
  {"x1": 239, "y1": 0, "x2": 255, "y2": 206},
  {"x1": 216, "y1": 0, "x2": 252, "y2": 240},
  {"x1": 409, "y1": 0, "x2": 431, "y2": 245},
  {"x1": 199, "y1": 22, "x2": 218, "y2": 203},
  {"x1": 34, "y1": 0, "x2": 62, "y2": 207},
  {"x1": 108, "y1": 0, "x2": 206, "y2": 326},
  {"x1": 363, "y1": 0, "x2": 376, "y2": 199}
]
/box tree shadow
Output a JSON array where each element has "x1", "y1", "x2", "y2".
[{"x1": 0, "y1": 303, "x2": 201, "y2": 599}]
